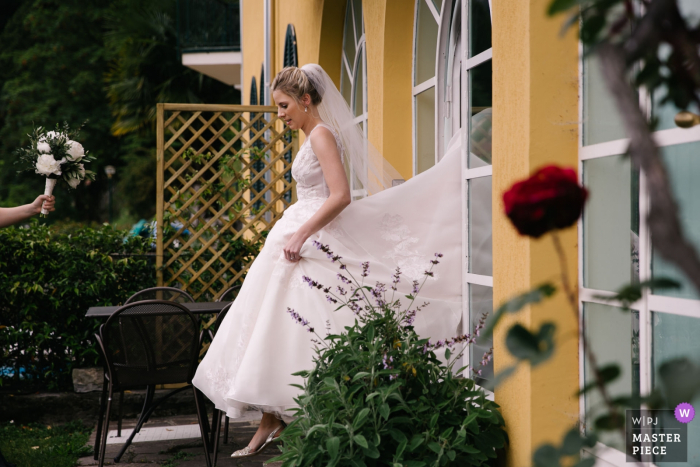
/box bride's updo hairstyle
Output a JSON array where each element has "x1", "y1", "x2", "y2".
[{"x1": 271, "y1": 66, "x2": 322, "y2": 106}]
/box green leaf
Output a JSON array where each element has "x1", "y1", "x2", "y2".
[
  {"x1": 409, "y1": 434, "x2": 425, "y2": 452},
  {"x1": 405, "y1": 462, "x2": 427, "y2": 467},
  {"x1": 379, "y1": 402, "x2": 391, "y2": 420},
  {"x1": 462, "y1": 445, "x2": 480, "y2": 454},
  {"x1": 353, "y1": 434, "x2": 369, "y2": 449},
  {"x1": 446, "y1": 449, "x2": 456, "y2": 461},
  {"x1": 326, "y1": 436, "x2": 340, "y2": 460},
  {"x1": 560, "y1": 428, "x2": 585, "y2": 455},
  {"x1": 577, "y1": 364, "x2": 620, "y2": 395},
  {"x1": 352, "y1": 371, "x2": 371, "y2": 382},
  {"x1": 594, "y1": 278, "x2": 680, "y2": 310},
  {"x1": 482, "y1": 283, "x2": 556, "y2": 340},
  {"x1": 353, "y1": 408, "x2": 371, "y2": 430},
  {"x1": 533, "y1": 444, "x2": 560, "y2": 467},
  {"x1": 505, "y1": 322, "x2": 556, "y2": 366},
  {"x1": 427, "y1": 441, "x2": 442, "y2": 454}
]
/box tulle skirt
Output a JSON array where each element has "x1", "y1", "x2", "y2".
[{"x1": 192, "y1": 133, "x2": 468, "y2": 420}]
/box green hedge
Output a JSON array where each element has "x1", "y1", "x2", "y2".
[{"x1": 0, "y1": 221, "x2": 155, "y2": 391}]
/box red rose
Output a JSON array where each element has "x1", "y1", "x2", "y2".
[{"x1": 503, "y1": 165, "x2": 588, "y2": 238}]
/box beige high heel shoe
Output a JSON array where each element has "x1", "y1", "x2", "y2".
[{"x1": 230, "y1": 424, "x2": 285, "y2": 458}]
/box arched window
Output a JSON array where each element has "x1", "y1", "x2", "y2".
[
  {"x1": 413, "y1": 0, "x2": 493, "y2": 387},
  {"x1": 340, "y1": 0, "x2": 367, "y2": 197},
  {"x1": 283, "y1": 24, "x2": 298, "y2": 67}
]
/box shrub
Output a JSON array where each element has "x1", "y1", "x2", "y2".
[
  {"x1": 0, "y1": 221, "x2": 155, "y2": 391},
  {"x1": 272, "y1": 243, "x2": 507, "y2": 467}
]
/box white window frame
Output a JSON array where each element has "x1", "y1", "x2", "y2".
[
  {"x1": 413, "y1": 0, "x2": 493, "y2": 397},
  {"x1": 577, "y1": 38, "x2": 700, "y2": 467},
  {"x1": 341, "y1": 0, "x2": 368, "y2": 199}
]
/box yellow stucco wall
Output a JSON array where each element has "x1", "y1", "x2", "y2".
[
  {"x1": 492, "y1": 0, "x2": 580, "y2": 465},
  {"x1": 364, "y1": 0, "x2": 414, "y2": 181},
  {"x1": 242, "y1": 0, "x2": 413, "y2": 177}
]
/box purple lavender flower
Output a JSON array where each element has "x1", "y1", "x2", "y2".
[
  {"x1": 411, "y1": 280, "x2": 419, "y2": 295},
  {"x1": 287, "y1": 307, "x2": 314, "y2": 333},
  {"x1": 391, "y1": 267, "x2": 401, "y2": 291},
  {"x1": 337, "y1": 286, "x2": 347, "y2": 296},
  {"x1": 361, "y1": 261, "x2": 370, "y2": 278},
  {"x1": 337, "y1": 274, "x2": 351, "y2": 284},
  {"x1": 326, "y1": 295, "x2": 338, "y2": 304}
]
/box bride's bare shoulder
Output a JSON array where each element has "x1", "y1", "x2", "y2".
[{"x1": 309, "y1": 125, "x2": 340, "y2": 158}]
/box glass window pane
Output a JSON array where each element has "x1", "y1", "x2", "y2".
[
  {"x1": 652, "y1": 142, "x2": 700, "y2": 300},
  {"x1": 353, "y1": 0, "x2": 363, "y2": 41},
  {"x1": 584, "y1": 303, "x2": 640, "y2": 450},
  {"x1": 652, "y1": 312, "x2": 700, "y2": 466},
  {"x1": 582, "y1": 52, "x2": 626, "y2": 145},
  {"x1": 583, "y1": 155, "x2": 639, "y2": 291},
  {"x1": 343, "y1": 1, "x2": 356, "y2": 72},
  {"x1": 341, "y1": 61, "x2": 352, "y2": 108},
  {"x1": 468, "y1": 60, "x2": 492, "y2": 168},
  {"x1": 353, "y1": 50, "x2": 364, "y2": 118},
  {"x1": 415, "y1": 86, "x2": 436, "y2": 174},
  {"x1": 470, "y1": 284, "x2": 493, "y2": 386},
  {"x1": 469, "y1": 0, "x2": 491, "y2": 58},
  {"x1": 469, "y1": 176, "x2": 492, "y2": 276},
  {"x1": 652, "y1": 0, "x2": 700, "y2": 131},
  {"x1": 431, "y1": 0, "x2": 443, "y2": 13},
  {"x1": 415, "y1": 0, "x2": 439, "y2": 85}
]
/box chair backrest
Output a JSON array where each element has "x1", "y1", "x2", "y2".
[
  {"x1": 216, "y1": 285, "x2": 241, "y2": 303},
  {"x1": 99, "y1": 300, "x2": 200, "y2": 388},
  {"x1": 125, "y1": 287, "x2": 194, "y2": 304}
]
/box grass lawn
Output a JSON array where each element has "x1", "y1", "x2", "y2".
[{"x1": 0, "y1": 420, "x2": 92, "y2": 467}]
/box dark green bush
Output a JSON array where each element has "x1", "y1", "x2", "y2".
[
  {"x1": 0, "y1": 221, "x2": 155, "y2": 391},
  {"x1": 272, "y1": 243, "x2": 507, "y2": 467}
]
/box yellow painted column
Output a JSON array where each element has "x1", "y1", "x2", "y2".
[
  {"x1": 364, "y1": 0, "x2": 415, "y2": 181},
  {"x1": 492, "y1": 0, "x2": 580, "y2": 465}
]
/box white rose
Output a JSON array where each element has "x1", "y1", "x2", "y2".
[
  {"x1": 37, "y1": 142, "x2": 51, "y2": 153},
  {"x1": 35, "y1": 154, "x2": 62, "y2": 176},
  {"x1": 66, "y1": 140, "x2": 85, "y2": 161},
  {"x1": 67, "y1": 164, "x2": 85, "y2": 189}
]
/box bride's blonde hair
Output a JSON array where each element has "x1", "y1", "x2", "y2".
[{"x1": 271, "y1": 66, "x2": 322, "y2": 105}]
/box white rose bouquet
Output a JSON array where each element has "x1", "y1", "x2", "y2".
[{"x1": 15, "y1": 122, "x2": 96, "y2": 216}]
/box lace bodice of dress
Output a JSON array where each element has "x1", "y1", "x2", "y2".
[{"x1": 291, "y1": 123, "x2": 343, "y2": 201}]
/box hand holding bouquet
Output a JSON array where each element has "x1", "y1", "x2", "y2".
[{"x1": 15, "y1": 122, "x2": 96, "y2": 216}]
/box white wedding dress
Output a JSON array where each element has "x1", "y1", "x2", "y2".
[{"x1": 192, "y1": 124, "x2": 466, "y2": 420}]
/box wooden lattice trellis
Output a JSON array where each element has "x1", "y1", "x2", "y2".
[{"x1": 156, "y1": 103, "x2": 298, "y2": 301}]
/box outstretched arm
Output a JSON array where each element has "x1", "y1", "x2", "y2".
[
  {"x1": 0, "y1": 195, "x2": 55, "y2": 228},
  {"x1": 283, "y1": 126, "x2": 351, "y2": 262}
]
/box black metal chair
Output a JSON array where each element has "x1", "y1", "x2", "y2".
[
  {"x1": 125, "y1": 286, "x2": 195, "y2": 304},
  {"x1": 93, "y1": 300, "x2": 212, "y2": 467},
  {"x1": 201, "y1": 285, "x2": 241, "y2": 465},
  {"x1": 98, "y1": 287, "x2": 195, "y2": 442}
]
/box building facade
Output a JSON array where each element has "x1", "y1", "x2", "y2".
[{"x1": 234, "y1": 1, "x2": 700, "y2": 465}]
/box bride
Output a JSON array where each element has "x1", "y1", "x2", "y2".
[{"x1": 192, "y1": 63, "x2": 466, "y2": 458}]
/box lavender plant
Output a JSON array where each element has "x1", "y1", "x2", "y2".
[{"x1": 270, "y1": 242, "x2": 507, "y2": 467}]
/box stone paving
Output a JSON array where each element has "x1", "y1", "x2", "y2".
[{"x1": 78, "y1": 414, "x2": 283, "y2": 467}]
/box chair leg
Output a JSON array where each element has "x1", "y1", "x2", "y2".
[
  {"x1": 223, "y1": 417, "x2": 229, "y2": 445},
  {"x1": 117, "y1": 391, "x2": 124, "y2": 437},
  {"x1": 93, "y1": 374, "x2": 108, "y2": 460},
  {"x1": 192, "y1": 387, "x2": 213, "y2": 467},
  {"x1": 212, "y1": 410, "x2": 221, "y2": 467},
  {"x1": 114, "y1": 386, "x2": 154, "y2": 463},
  {"x1": 209, "y1": 409, "x2": 219, "y2": 449},
  {"x1": 98, "y1": 384, "x2": 114, "y2": 467}
]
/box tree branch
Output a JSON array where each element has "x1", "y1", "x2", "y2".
[{"x1": 597, "y1": 41, "x2": 700, "y2": 295}]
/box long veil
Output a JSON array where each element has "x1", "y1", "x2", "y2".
[{"x1": 301, "y1": 64, "x2": 403, "y2": 197}]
